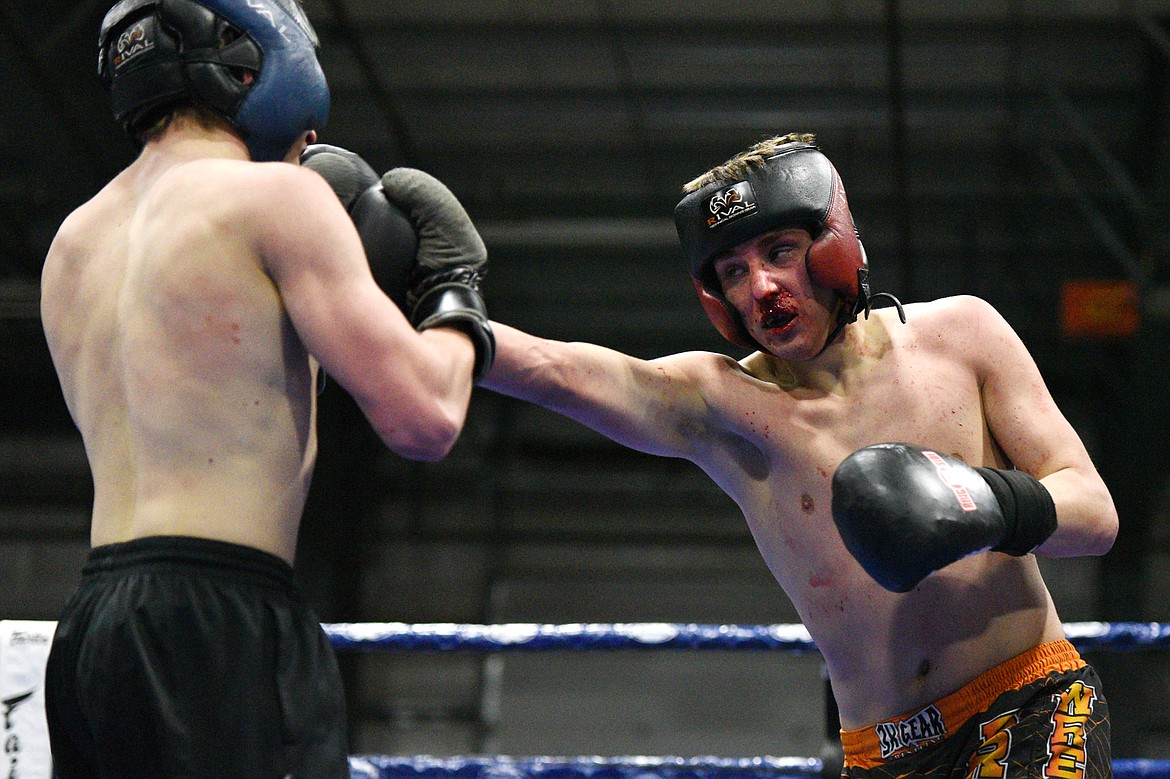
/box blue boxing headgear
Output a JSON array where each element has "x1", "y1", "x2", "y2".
[{"x1": 98, "y1": 0, "x2": 330, "y2": 162}]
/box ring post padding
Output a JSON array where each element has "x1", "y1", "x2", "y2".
[{"x1": 0, "y1": 620, "x2": 55, "y2": 778}]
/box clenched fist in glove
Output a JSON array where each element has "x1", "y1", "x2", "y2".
[
  {"x1": 378, "y1": 167, "x2": 494, "y2": 380},
  {"x1": 300, "y1": 144, "x2": 418, "y2": 308},
  {"x1": 302, "y1": 145, "x2": 494, "y2": 379},
  {"x1": 830, "y1": 442, "x2": 1057, "y2": 593}
]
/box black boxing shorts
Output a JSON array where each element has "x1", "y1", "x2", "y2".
[
  {"x1": 45, "y1": 536, "x2": 349, "y2": 779},
  {"x1": 839, "y1": 640, "x2": 1110, "y2": 778}
]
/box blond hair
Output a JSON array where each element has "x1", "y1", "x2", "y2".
[{"x1": 682, "y1": 132, "x2": 817, "y2": 193}]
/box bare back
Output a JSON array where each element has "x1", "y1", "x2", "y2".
[{"x1": 42, "y1": 154, "x2": 316, "y2": 564}]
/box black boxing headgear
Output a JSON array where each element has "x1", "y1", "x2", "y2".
[
  {"x1": 98, "y1": 0, "x2": 330, "y2": 162},
  {"x1": 674, "y1": 142, "x2": 882, "y2": 350}
]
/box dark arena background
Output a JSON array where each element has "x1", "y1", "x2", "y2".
[{"x1": 2, "y1": 0, "x2": 1170, "y2": 772}]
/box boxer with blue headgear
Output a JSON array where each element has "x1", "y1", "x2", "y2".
[
  {"x1": 98, "y1": 0, "x2": 330, "y2": 161},
  {"x1": 41, "y1": 3, "x2": 490, "y2": 775}
]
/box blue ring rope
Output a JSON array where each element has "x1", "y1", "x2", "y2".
[
  {"x1": 331, "y1": 624, "x2": 1170, "y2": 779},
  {"x1": 347, "y1": 755, "x2": 1169, "y2": 779},
  {"x1": 324, "y1": 621, "x2": 1170, "y2": 654},
  {"x1": 325, "y1": 623, "x2": 817, "y2": 653},
  {"x1": 349, "y1": 755, "x2": 821, "y2": 779}
]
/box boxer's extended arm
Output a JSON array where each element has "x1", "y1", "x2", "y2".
[
  {"x1": 482, "y1": 322, "x2": 720, "y2": 458},
  {"x1": 970, "y1": 296, "x2": 1118, "y2": 557},
  {"x1": 256, "y1": 163, "x2": 475, "y2": 460}
]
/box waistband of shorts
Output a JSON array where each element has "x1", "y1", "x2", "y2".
[
  {"x1": 82, "y1": 535, "x2": 296, "y2": 590},
  {"x1": 840, "y1": 639, "x2": 1085, "y2": 769}
]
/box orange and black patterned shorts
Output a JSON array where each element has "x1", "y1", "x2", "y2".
[{"x1": 840, "y1": 640, "x2": 1111, "y2": 778}]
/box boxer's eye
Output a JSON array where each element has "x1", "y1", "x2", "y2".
[
  {"x1": 715, "y1": 262, "x2": 746, "y2": 284},
  {"x1": 766, "y1": 242, "x2": 800, "y2": 264}
]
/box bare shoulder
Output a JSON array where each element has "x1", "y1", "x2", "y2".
[
  {"x1": 43, "y1": 173, "x2": 134, "y2": 289},
  {"x1": 42, "y1": 207, "x2": 89, "y2": 309},
  {"x1": 891, "y1": 295, "x2": 1033, "y2": 387},
  {"x1": 51, "y1": 169, "x2": 137, "y2": 245},
  {"x1": 46, "y1": 203, "x2": 91, "y2": 265},
  {"x1": 897, "y1": 295, "x2": 1015, "y2": 347},
  {"x1": 162, "y1": 160, "x2": 349, "y2": 267},
  {"x1": 652, "y1": 349, "x2": 787, "y2": 415},
  {"x1": 903, "y1": 294, "x2": 1004, "y2": 327},
  {"x1": 164, "y1": 158, "x2": 333, "y2": 216}
]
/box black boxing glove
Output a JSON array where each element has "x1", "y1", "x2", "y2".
[
  {"x1": 301, "y1": 144, "x2": 418, "y2": 309},
  {"x1": 830, "y1": 443, "x2": 1057, "y2": 593},
  {"x1": 378, "y1": 167, "x2": 494, "y2": 380}
]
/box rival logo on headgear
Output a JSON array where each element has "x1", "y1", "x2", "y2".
[
  {"x1": 705, "y1": 181, "x2": 758, "y2": 229},
  {"x1": 113, "y1": 21, "x2": 154, "y2": 71},
  {"x1": 245, "y1": 0, "x2": 293, "y2": 43}
]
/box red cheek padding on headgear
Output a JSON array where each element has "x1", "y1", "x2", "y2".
[
  {"x1": 692, "y1": 278, "x2": 756, "y2": 349},
  {"x1": 805, "y1": 169, "x2": 865, "y2": 308}
]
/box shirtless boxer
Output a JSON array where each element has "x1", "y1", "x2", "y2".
[
  {"x1": 39, "y1": 1, "x2": 492, "y2": 775},
  {"x1": 481, "y1": 134, "x2": 1118, "y2": 776}
]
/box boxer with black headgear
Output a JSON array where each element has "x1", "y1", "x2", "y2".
[
  {"x1": 674, "y1": 135, "x2": 904, "y2": 354},
  {"x1": 42, "y1": 1, "x2": 489, "y2": 775},
  {"x1": 479, "y1": 132, "x2": 1116, "y2": 774}
]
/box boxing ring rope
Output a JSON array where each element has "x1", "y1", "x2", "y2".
[{"x1": 326, "y1": 621, "x2": 1170, "y2": 779}]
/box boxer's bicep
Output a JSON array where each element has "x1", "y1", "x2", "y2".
[
  {"x1": 970, "y1": 300, "x2": 1117, "y2": 556},
  {"x1": 255, "y1": 172, "x2": 463, "y2": 429}
]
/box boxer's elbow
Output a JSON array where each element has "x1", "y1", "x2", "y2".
[
  {"x1": 1075, "y1": 477, "x2": 1119, "y2": 556},
  {"x1": 367, "y1": 396, "x2": 466, "y2": 462},
  {"x1": 395, "y1": 430, "x2": 461, "y2": 462},
  {"x1": 1044, "y1": 492, "x2": 1119, "y2": 558},
  {"x1": 1036, "y1": 467, "x2": 1119, "y2": 558},
  {"x1": 1084, "y1": 498, "x2": 1119, "y2": 557}
]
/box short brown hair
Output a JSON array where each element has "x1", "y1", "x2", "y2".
[{"x1": 137, "y1": 103, "x2": 235, "y2": 146}]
